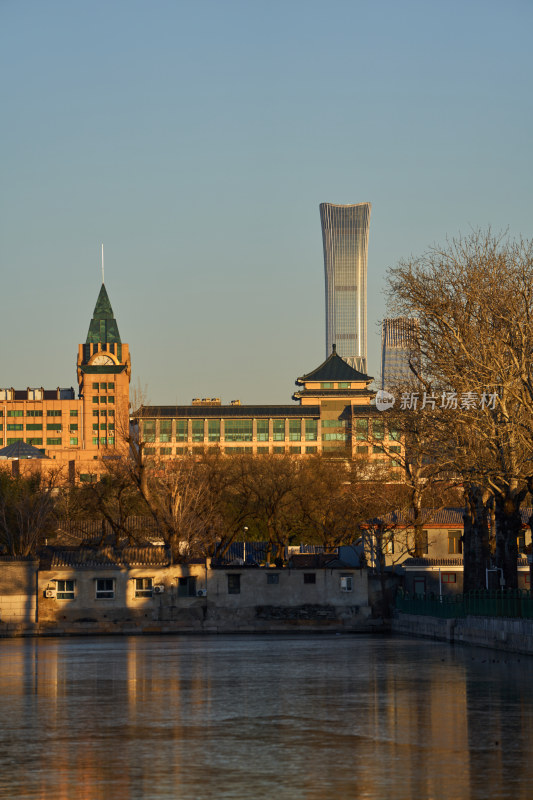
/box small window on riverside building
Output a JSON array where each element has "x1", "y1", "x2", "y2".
[
  {"x1": 95, "y1": 578, "x2": 115, "y2": 599},
  {"x1": 340, "y1": 574, "x2": 353, "y2": 592},
  {"x1": 303, "y1": 573, "x2": 316, "y2": 584},
  {"x1": 227, "y1": 574, "x2": 241, "y2": 594},
  {"x1": 448, "y1": 530, "x2": 462, "y2": 554},
  {"x1": 266, "y1": 573, "x2": 279, "y2": 585},
  {"x1": 56, "y1": 580, "x2": 75, "y2": 599},
  {"x1": 135, "y1": 578, "x2": 153, "y2": 598},
  {"x1": 441, "y1": 573, "x2": 456, "y2": 584},
  {"x1": 178, "y1": 577, "x2": 197, "y2": 597}
]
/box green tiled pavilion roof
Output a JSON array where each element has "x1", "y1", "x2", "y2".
[
  {"x1": 86, "y1": 284, "x2": 121, "y2": 345},
  {"x1": 296, "y1": 346, "x2": 373, "y2": 384}
]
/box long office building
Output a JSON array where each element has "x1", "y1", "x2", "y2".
[
  {"x1": 1, "y1": 270, "x2": 402, "y2": 482},
  {"x1": 320, "y1": 202, "x2": 371, "y2": 373}
]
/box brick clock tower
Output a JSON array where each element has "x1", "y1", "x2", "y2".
[{"x1": 77, "y1": 284, "x2": 131, "y2": 457}]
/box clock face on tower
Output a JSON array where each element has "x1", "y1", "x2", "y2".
[{"x1": 92, "y1": 354, "x2": 114, "y2": 366}]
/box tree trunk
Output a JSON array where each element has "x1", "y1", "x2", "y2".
[
  {"x1": 494, "y1": 493, "x2": 522, "y2": 590},
  {"x1": 462, "y1": 485, "x2": 491, "y2": 592}
]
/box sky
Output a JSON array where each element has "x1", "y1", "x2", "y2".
[{"x1": 1, "y1": 0, "x2": 532, "y2": 405}]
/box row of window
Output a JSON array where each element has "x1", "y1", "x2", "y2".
[
  {"x1": 51, "y1": 577, "x2": 197, "y2": 600},
  {"x1": 3, "y1": 424, "x2": 78, "y2": 431},
  {"x1": 228, "y1": 572, "x2": 353, "y2": 593},
  {"x1": 142, "y1": 419, "x2": 323, "y2": 443},
  {"x1": 144, "y1": 446, "x2": 320, "y2": 456},
  {"x1": 91, "y1": 382, "x2": 115, "y2": 391},
  {"x1": 141, "y1": 418, "x2": 400, "y2": 445},
  {"x1": 2, "y1": 437, "x2": 78, "y2": 447},
  {"x1": 320, "y1": 382, "x2": 353, "y2": 389},
  {"x1": 92, "y1": 396, "x2": 115, "y2": 404},
  {"x1": 384, "y1": 531, "x2": 463, "y2": 555},
  {"x1": 49, "y1": 573, "x2": 354, "y2": 599},
  {"x1": 355, "y1": 419, "x2": 400, "y2": 440},
  {"x1": 4, "y1": 409, "x2": 78, "y2": 417}
]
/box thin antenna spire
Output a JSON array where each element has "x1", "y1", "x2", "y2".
[{"x1": 101, "y1": 243, "x2": 105, "y2": 284}]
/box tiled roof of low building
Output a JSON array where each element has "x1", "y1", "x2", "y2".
[
  {"x1": 40, "y1": 546, "x2": 170, "y2": 569},
  {"x1": 402, "y1": 557, "x2": 464, "y2": 567},
  {"x1": 370, "y1": 507, "x2": 533, "y2": 527},
  {"x1": 288, "y1": 553, "x2": 349, "y2": 569}
]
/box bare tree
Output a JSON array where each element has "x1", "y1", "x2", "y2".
[
  {"x1": 387, "y1": 230, "x2": 533, "y2": 588},
  {"x1": 0, "y1": 468, "x2": 58, "y2": 557}
]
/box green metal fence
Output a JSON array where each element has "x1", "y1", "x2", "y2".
[{"x1": 396, "y1": 589, "x2": 533, "y2": 620}]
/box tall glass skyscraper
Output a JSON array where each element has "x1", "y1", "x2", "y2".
[
  {"x1": 380, "y1": 317, "x2": 419, "y2": 389},
  {"x1": 320, "y1": 202, "x2": 371, "y2": 372}
]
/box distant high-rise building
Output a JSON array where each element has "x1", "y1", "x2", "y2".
[
  {"x1": 320, "y1": 202, "x2": 371, "y2": 372},
  {"x1": 381, "y1": 317, "x2": 419, "y2": 389}
]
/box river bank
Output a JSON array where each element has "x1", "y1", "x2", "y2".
[{"x1": 392, "y1": 611, "x2": 533, "y2": 655}]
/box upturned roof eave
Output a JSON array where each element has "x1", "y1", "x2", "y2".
[{"x1": 296, "y1": 348, "x2": 373, "y2": 384}]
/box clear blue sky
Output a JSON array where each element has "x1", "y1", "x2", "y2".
[{"x1": 1, "y1": 0, "x2": 532, "y2": 405}]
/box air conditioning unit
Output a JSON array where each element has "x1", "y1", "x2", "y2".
[
  {"x1": 197, "y1": 589, "x2": 207, "y2": 597},
  {"x1": 45, "y1": 589, "x2": 56, "y2": 599},
  {"x1": 153, "y1": 585, "x2": 165, "y2": 594}
]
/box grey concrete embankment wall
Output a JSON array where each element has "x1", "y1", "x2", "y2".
[
  {"x1": 0, "y1": 603, "x2": 377, "y2": 637},
  {"x1": 392, "y1": 612, "x2": 533, "y2": 656}
]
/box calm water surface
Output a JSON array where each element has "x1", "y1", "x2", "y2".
[{"x1": 0, "y1": 633, "x2": 531, "y2": 800}]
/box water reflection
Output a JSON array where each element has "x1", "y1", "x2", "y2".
[{"x1": 0, "y1": 635, "x2": 532, "y2": 799}]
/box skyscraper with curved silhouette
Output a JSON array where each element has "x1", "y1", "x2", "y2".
[{"x1": 320, "y1": 202, "x2": 371, "y2": 372}]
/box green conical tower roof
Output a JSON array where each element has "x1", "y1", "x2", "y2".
[{"x1": 86, "y1": 284, "x2": 122, "y2": 344}]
